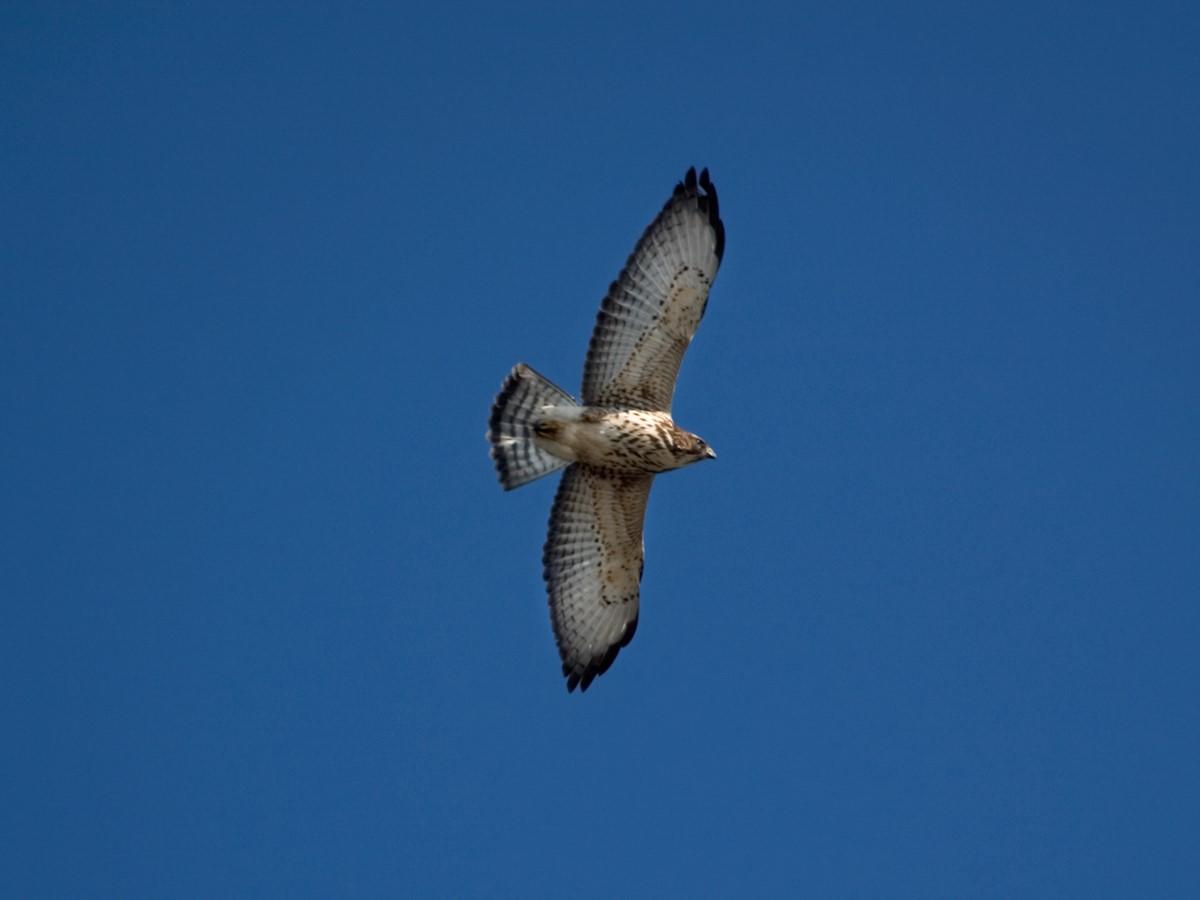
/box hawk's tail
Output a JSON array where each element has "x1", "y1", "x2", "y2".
[{"x1": 488, "y1": 363, "x2": 577, "y2": 491}]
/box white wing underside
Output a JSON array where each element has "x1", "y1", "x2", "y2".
[
  {"x1": 543, "y1": 465, "x2": 652, "y2": 692},
  {"x1": 581, "y1": 169, "x2": 724, "y2": 412}
]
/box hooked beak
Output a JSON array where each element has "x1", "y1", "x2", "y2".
[{"x1": 704, "y1": 445, "x2": 717, "y2": 460}]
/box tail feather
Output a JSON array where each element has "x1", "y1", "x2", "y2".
[{"x1": 488, "y1": 364, "x2": 576, "y2": 490}]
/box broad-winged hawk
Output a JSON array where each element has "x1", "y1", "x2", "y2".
[{"x1": 488, "y1": 167, "x2": 725, "y2": 692}]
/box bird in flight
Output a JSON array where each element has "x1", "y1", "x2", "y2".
[{"x1": 488, "y1": 167, "x2": 726, "y2": 692}]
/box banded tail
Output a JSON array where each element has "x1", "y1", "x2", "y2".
[{"x1": 488, "y1": 364, "x2": 577, "y2": 490}]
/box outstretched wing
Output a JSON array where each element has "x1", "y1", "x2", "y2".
[
  {"x1": 581, "y1": 167, "x2": 725, "y2": 411},
  {"x1": 543, "y1": 465, "x2": 653, "y2": 692}
]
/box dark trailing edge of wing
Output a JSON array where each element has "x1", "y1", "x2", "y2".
[{"x1": 563, "y1": 614, "x2": 639, "y2": 693}]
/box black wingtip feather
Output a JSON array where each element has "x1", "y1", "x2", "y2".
[
  {"x1": 561, "y1": 613, "x2": 638, "y2": 694},
  {"x1": 672, "y1": 166, "x2": 725, "y2": 264},
  {"x1": 690, "y1": 165, "x2": 726, "y2": 263}
]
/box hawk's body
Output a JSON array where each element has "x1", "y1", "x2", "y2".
[
  {"x1": 532, "y1": 406, "x2": 705, "y2": 474},
  {"x1": 488, "y1": 167, "x2": 725, "y2": 692}
]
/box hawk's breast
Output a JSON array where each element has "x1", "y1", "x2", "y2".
[{"x1": 532, "y1": 407, "x2": 680, "y2": 474}]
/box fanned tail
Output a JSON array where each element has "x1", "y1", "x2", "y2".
[{"x1": 487, "y1": 364, "x2": 577, "y2": 490}]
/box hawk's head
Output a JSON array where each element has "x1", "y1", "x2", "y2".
[{"x1": 672, "y1": 429, "x2": 717, "y2": 466}]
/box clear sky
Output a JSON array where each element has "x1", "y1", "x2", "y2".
[{"x1": 3, "y1": 2, "x2": 1198, "y2": 897}]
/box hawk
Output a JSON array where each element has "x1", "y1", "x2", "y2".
[{"x1": 487, "y1": 167, "x2": 725, "y2": 692}]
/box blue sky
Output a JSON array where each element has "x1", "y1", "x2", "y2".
[{"x1": 3, "y1": 2, "x2": 1198, "y2": 897}]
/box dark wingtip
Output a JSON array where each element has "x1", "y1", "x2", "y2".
[
  {"x1": 691, "y1": 166, "x2": 726, "y2": 263},
  {"x1": 559, "y1": 614, "x2": 638, "y2": 694},
  {"x1": 671, "y1": 166, "x2": 725, "y2": 264}
]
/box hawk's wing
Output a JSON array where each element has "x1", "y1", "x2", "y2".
[
  {"x1": 581, "y1": 167, "x2": 725, "y2": 411},
  {"x1": 543, "y1": 465, "x2": 653, "y2": 692}
]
